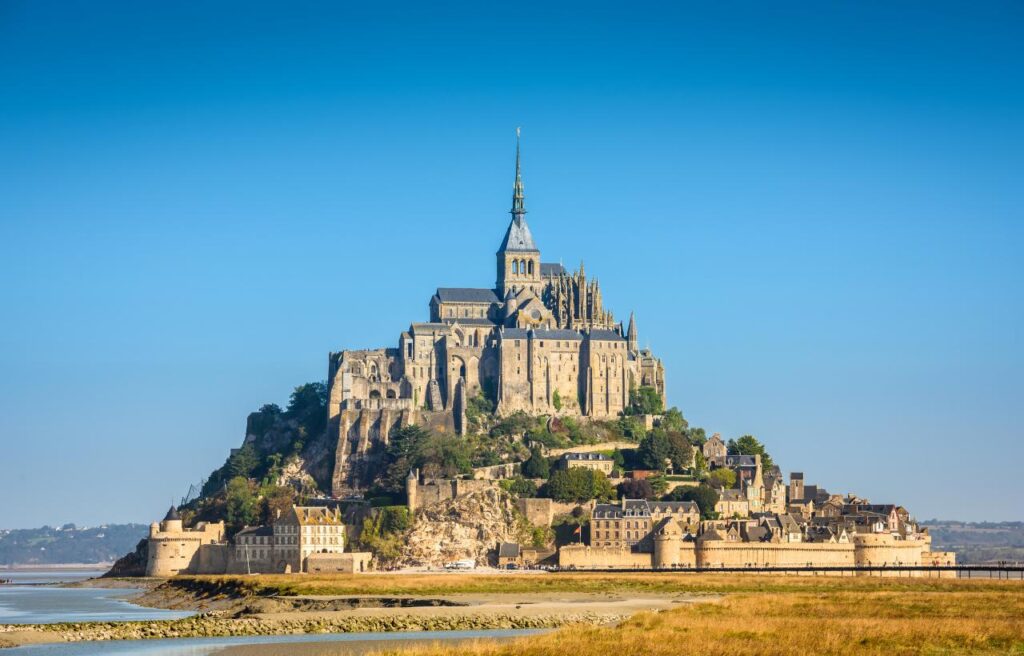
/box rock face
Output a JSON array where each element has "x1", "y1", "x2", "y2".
[
  {"x1": 103, "y1": 539, "x2": 148, "y2": 578},
  {"x1": 397, "y1": 488, "x2": 524, "y2": 568}
]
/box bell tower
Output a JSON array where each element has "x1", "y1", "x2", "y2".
[{"x1": 496, "y1": 128, "x2": 542, "y2": 296}]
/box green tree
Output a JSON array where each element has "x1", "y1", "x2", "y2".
[
  {"x1": 727, "y1": 434, "x2": 774, "y2": 470},
  {"x1": 225, "y1": 476, "x2": 259, "y2": 531},
  {"x1": 626, "y1": 386, "x2": 664, "y2": 415},
  {"x1": 552, "y1": 389, "x2": 563, "y2": 411},
  {"x1": 521, "y1": 446, "x2": 551, "y2": 479},
  {"x1": 665, "y1": 484, "x2": 720, "y2": 520},
  {"x1": 637, "y1": 431, "x2": 672, "y2": 471},
  {"x1": 259, "y1": 485, "x2": 296, "y2": 525},
  {"x1": 545, "y1": 468, "x2": 615, "y2": 503},
  {"x1": 659, "y1": 407, "x2": 689, "y2": 432},
  {"x1": 502, "y1": 477, "x2": 538, "y2": 497},
  {"x1": 707, "y1": 468, "x2": 737, "y2": 489},
  {"x1": 414, "y1": 433, "x2": 473, "y2": 478},
  {"x1": 381, "y1": 424, "x2": 433, "y2": 494},
  {"x1": 686, "y1": 426, "x2": 707, "y2": 447},
  {"x1": 692, "y1": 450, "x2": 708, "y2": 476},
  {"x1": 664, "y1": 430, "x2": 693, "y2": 471},
  {"x1": 286, "y1": 382, "x2": 328, "y2": 438},
  {"x1": 616, "y1": 415, "x2": 647, "y2": 441},
  {"x1": 227, "y1": 443, "x2": 259, "y2": 479}
]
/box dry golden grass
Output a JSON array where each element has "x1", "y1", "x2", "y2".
[{"x1": 325, "y1": 575, "x2": 1024, "y2": 656}]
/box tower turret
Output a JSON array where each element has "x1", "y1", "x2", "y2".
[
  {"x1": 496, "y1": 128, "x2": 541, "y2": 296},
  {"x1": 627, "y1": 312, "x2": 638, "y2": 352}
]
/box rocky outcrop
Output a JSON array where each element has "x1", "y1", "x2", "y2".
[
  {"x1": 397, "y1": 487, "x2": 526, "y2": 568},
  {"x1": 102, "y1": 539, "x2": 147, "y2": 578}
]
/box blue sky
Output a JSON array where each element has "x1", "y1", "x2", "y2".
[{"x1": 1, "y1": 1, "x2": 1021, "y2": 528}]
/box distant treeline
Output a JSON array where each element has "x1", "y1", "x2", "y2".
[
  {"x1": 922, "y1": 520, "x2": 1024, "y2": 564},
  {"x1": 0, "y1": 524, "x2": 148, "y2": 566}
]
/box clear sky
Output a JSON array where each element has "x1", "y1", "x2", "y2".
[{"x1": 1, "y1": 1, "x2": 1021, "y2": 528}]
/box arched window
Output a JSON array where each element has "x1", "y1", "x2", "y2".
[
  {"x1": 527, "y1": 260, "x2": 534, "y2": 275},
  {"x1": 520, "y1": 259, "x2": 527, "y2": 274},
  {"x1": 512, "y1": 260, "x2": 519, "y2": 274}
]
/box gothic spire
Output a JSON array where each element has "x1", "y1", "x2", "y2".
[{"x1": 511, "y1": 127, "x2": 526, "y2": 217}]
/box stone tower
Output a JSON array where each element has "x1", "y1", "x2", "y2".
[
  {"x1": 496, "y1": 129, "x2": 543, "y2": 297},
  {"x1": 627, "y1": 312, "x2": 638, "y2": 353}
]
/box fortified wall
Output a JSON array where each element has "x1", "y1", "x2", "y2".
[{"x1": 561, "y1": 533, "x2": 953, "y2": 576}]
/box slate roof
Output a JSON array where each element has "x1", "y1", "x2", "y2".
[
  {"x1": 540, "y1": 262, "x2": 566, "y2": 276},
  {"x1": 499, "y1": 328, "x2": 584, "y2": 341},
  {"x1": 498, "y1": 542, "x2": 521, "y2": 558},
  {"x1": 236, "y1": 525, "x2": 273, "y2": 537},
  {"x1": 435, "y1": 288, "x2": 502, "y2": 304},
  {"x1": 588, "y1": 329, "x2": 625, "y2": 341},
  {"x1": 561, "y1": 452, "x2": 612, "y2": 461},
  {"x1": 164, "y1": 506, "x2": 181, "y2": 521},
  {"x1": 444, "y1": 318, "x2": 497, "y2": 326},
  {"x1": 534, "y1": 329, "x2": 584, "y2": 340},
  {"x1": 498, "y1": 216, "x2": 539, "y2": 252},
  {"x1": 725, "y1": 454, "x2": 757, "y2": 467}
]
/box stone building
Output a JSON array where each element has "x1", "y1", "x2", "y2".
[
  {"x1": 234, "y1": 506, "x2": 347, "y2": 574},
  {"x1": 328, "y1": 134, "x2": 666, "y2": 495},
  {"x1": 558, "y1": 452, "x2": 614, "y2": 475},
  {"x1": 590, "y1": 498, "x2": 700, "y2": 550},
  {"x1": 145, "y1": 507, "x2": 225, "y2": 577}
]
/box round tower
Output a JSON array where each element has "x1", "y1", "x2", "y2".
[
  {"x1": 406, "y1": 469, "x2": 418, "y2": 514},
  {"x1": 161, "y1": 505, "x2": 183, "y2": 533},
  {"x1": 653, "y1": 520, "x2": 683, "y2": 569}
]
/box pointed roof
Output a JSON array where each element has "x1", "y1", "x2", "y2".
[
  {"x1": 499, "y1": 215, "x2": 538, "y2": 252},
  {"x1": 164, "y1": 506, "x2": 181, "y2": 521},
  {"x1": 498, "y1": 129, "x2": 538, "y2": 253},
  {"x1": 511, "y1": 127, "x2": 526, "y2": 216},
  {"x1": 627, "y1": 312, "x2": 637, "y2": 340}
]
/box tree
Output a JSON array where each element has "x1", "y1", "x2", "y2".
[
  {"x1": 225, "y1": 476, "x2": 259, "y2": 532},
  {"x1": 707, "y1": 468, "x2": 737, "y2": 489},
  {"x1": 381, "y1": 424, "x2": 433, "y2": 494},
  {"x1": 545, "y1": 468, "x2": 615, "y2": 503},
  {"x1": 728, "y1": 434, "x2": 774, "y2": 470},
  {"x1": 617, "y1": 478, "x2": 654, "y2": 500},
  {"x1": 637, "y1": 431, "x2": 672, "y2": 471},
  {"x1": 664, "y1": 431, "x2": 693, "y2": 472},
  {"x1": 659, "y1": 407, "x2": 688, "y2": 433},
  {"x1": 414, "y1": 433, "x2": 472, "y2": 478},
  {"x1": 692, "y1": 451, "x2": 707, "y2": 476},
  {"x1": 286, "y1": 382, "x2": 328, "y2": 438},
  {"x1": 552, "y1": 389, "x2": 563, "y2": 411},
  {"x1": 626, "y1": 386, "x2": 664, "y2": 415},
  {"x1": 521, "y1": 446, "x2": 551, "y2": 479},
  {"x1": 259, "y1": 485, "x2": 296, "y2": 525},
  {"x1": 503, "y1": 477, "x2": 538, "y2": 497},
  {"x1": 665, "y1": 484, "x2": 720, "y2": 520},
  {"x1": 227, "y1": 443, "x2": 258, "y2": 479},
  {"x1": 686, "y1": 426, "x2": 707, "y2": 447}
]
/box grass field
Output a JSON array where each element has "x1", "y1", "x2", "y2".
[{"x1": 177, "y1": 573, "x2": 1024, "y2": 655}]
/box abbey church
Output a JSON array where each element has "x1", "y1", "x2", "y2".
[{"x1": 328, "y1": 136, "x2": 665, "y2": 495}]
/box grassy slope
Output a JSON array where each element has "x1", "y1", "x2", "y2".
[{"x1": 178, "y1": 573, "x2": 1024, "y2": 655}]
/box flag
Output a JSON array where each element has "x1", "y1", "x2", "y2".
[{"x1": 573, "y1": 525, "x2": 581, "y2": 535}]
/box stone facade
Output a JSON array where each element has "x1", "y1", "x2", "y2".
[
  {"x1": 558, "y1": 452, "x2": 615, "y2": 475},
  {"x1": 328, "y1": 136, "x2": 665, "y2": 495},
  {"x1": 145, "y1": 507, "x2": 225, "y2": 577},
  {"x1": 233, "y1": 506, "x2": 346, "y2": 574}
]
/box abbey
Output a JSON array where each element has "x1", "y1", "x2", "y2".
[{"x1": 328, "y1": 136, "x2": 665, "y2": 495}]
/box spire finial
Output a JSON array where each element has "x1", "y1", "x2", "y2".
[{"x1": 511, "y1": 128, "x2": 526, "y2": 217}]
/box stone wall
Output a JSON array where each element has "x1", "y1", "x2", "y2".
[
  {"x1": 558, "y1": 545, "x2": 652, "y2": 569},
  {"x1": 306, "y1": 552, "x2": 374, "y2": 573},
  {"x1": 516, "y1": 498, "x2": 553, "y2": 527},
  {"x1": 697, "y1": 541, "x2": 854, "y2": 568}
]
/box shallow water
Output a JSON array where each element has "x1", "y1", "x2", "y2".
[
  {"x1": 0, "y1": 568, "x2": 195, "y2": 624},
  {"x1": 5, "y1": 629, "x2": 545, "y2": 656}
]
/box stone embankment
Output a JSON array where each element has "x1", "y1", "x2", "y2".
[{"x1": 0, "y1": 611, "x2": 624, "y2": 645}]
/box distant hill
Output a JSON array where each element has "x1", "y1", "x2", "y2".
[
  {"x1": 0, "y1": 524, "x2": 148, "y2": 566},
  {"x1": 922, "y1": 520, "x2": 1024, "y2": 564}
]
